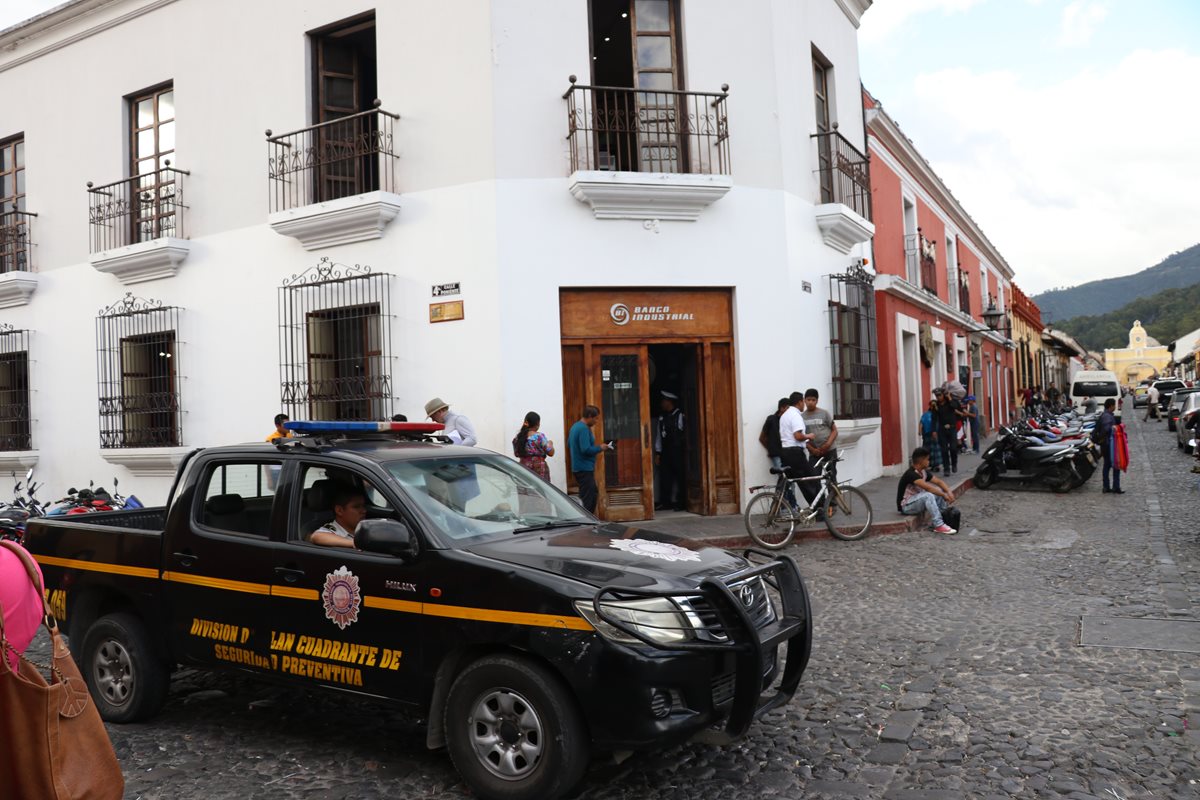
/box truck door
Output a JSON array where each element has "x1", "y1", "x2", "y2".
[
  {"x1": 268, "y1": 462, "x2": 424, "y2": 702},
  {"x1": 163, "y1": 458, "x2": 284, "y2": 673}
]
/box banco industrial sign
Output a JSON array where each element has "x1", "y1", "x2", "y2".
[{"x1": 609, "y1": 302, "x2": 697, "y2": 326}]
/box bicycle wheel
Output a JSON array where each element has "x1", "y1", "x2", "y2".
[
  {"x1": 824, "y1": 485, "x2": 872, "y2": 541},
  {"x1": 744, "y1": 491, "x2": 794, "y2": 549}
]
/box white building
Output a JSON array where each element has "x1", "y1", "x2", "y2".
[{"x1": 0, "y1": 0, "x2": 880, "y2": 518}]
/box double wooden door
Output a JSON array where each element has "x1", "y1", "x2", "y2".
[{"x1": 561, "y1": 340, "x2": 739, "y2": 521}]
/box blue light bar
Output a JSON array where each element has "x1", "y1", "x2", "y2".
[{"x1": 284, "y1": 421, "x2": 445, "y2": 435}]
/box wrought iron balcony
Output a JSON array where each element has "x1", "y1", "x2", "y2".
[
  {"x1": 0, "y1": 210, "x2": 35, "y2": 273},
  {"x1": 812, "y1": 128, "x2": 872, "y2": 222},
  {"x1": 87, "y1": 167, "x2": 188, "y2": 254},
  {"x1": 959, "y1": 276, "x2": 971, "y2": 314},
  {"x1": 564, "y1": 79, "x2": 731, "y2": 175},
  {"x1": 266, "y1": 104, "x2": 400, "y2": 214}
]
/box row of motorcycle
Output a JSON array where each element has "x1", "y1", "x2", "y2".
[
  {"x1": 0, "y1": 467, "x2": 142, "y2": 543},
  {"x1": 973, "y1": 406, "x2": 1101, "y2": 493}
]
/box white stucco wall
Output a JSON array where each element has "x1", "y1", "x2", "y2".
[{"x1": 0, "y1": 0, "x2": 880, "y2": 506}]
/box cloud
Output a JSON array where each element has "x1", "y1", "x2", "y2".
[
  {"x1": 898, "y1": 48, "x2": 1200, "y2": 293},
  {"x1": 1057, "y1": 0, "x2": 1110, "y2": 47},
  {"x1": 859, "y1": 0, "x2": 987, "y2": 45}
]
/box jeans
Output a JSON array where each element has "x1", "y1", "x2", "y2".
[
  {"x1": 781, "y1": 447, "x2": 819, "y2": 504},
  {"x1": 1102, "y1": 441, "x2": 1121, "y2": 491},
  {"x1": 939, "y1": 425, "x2": 959, "y2": 473},
  {"x1": 575, "y1": 470, "x2": 599, "y2": 514},
  {"x1": 901, "y1": 491, "x2": 948, "y2": 527},
  {"x1": 969, "y1": 421, "x2": 980, "y2": 453}
]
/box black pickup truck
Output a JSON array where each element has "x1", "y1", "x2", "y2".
[{"x1": 26, "y1": 423, "x2": 812, "y2": 800}]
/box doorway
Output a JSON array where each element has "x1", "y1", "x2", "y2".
[{"x1": 559, "y1": 288, "x2": 737, "y2": 521}]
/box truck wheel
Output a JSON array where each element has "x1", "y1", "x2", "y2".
[
  {"x1": 444, "y1": 654, "x2": 588, "y2": 800},
  {"x1": 81, "y1": 612, "x2": 170, "y2": 723}
]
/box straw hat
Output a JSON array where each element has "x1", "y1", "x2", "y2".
[{"x1": 424, "y1": 397, "x2": 450, "y2": 418}]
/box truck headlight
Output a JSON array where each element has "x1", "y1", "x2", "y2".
[{"x1": 574, "y1": 597, "x2": 691, "y2": 645}]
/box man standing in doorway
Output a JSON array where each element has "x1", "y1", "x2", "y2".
[
  {"x1": 802, "y1": 389, "x2": 838, "y2": 481},
  {"x1": 779, "y1": 392, "x2": 820, "y2": 508},
  {"x1": 426, "y1": 397, "x2": 478, "y2": 445},
  {"x1": 655, "y1": 391, "x2": 686, "y2": 511},
  {"x1": 568, "y1": 405, "x2": 612, "y2": 514}
]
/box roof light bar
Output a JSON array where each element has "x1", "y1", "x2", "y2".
[{"x1": 284, "y1": 421, "x2": 445, "y2": 435}]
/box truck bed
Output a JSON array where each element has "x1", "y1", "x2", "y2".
[{"x1": 40, "y1": 507, "x2": 167, "y2": 532}]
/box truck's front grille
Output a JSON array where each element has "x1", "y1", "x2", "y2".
[{"x1": 680, "y1": 576, "x2": 776, "y2": 642}]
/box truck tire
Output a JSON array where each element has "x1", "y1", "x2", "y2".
[
  {"x1": 444, "y1": 653, "x2": 588, "y2": 800},
  {"x1": 80, "y1": 612, "x2": 170, "y2": 723}
]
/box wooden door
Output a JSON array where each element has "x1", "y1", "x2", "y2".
[
  {"x1": 682, "y1": 345, "x2": 704, "y2": 513},
  {"x1": 560, "y1": 345, "x2": 587, "y2": 496},
  {"x1": 315, "y1": 36, "x2": 362, "y2": 201},
  {"x1": 594, "y1": 345, "x2": 653, "y2": 521},
  {"x1": 704, "y1": 341, "x2": 740, "y2": 515},
  {"x1": 630, "y1": 0, "x2": 684, "y2": 173}
]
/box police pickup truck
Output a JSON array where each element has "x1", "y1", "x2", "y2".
[{"x1": 25, "y1": 421, "x2": 812, "y2": 800}]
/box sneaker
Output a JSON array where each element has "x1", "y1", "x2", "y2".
[{"x1": 932, "y1": 524, "x2": 957, "y2": 534}]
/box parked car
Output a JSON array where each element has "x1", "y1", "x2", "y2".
[
  {"x1": 1152, "y1": 379, "x2": 1186, "y2": 412},
  {"x1": 1177, "y1": 392, "x2": 1200, "y2": 453},
  {"x1": 1167, "y1": 387, "x2": 1200, "y2": 432},
  {"x1": 1132, "y1": 386, "x2": 1150, "y2": 408},
  {"x1": 23, "y1": 422, "x2": 812, "y2": 800}
]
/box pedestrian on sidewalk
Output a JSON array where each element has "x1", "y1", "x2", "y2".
[
  {"x1": 779, "y1": 392, "x2": 820, "y2": 508},
  {"x1": 897, "y1": 447, "x2": 957, "y2": 534},
  {"x1": 1097, "y1": 398, "x2": 1124, "y2": 494},
  {"x1": 513, "y1": 411, "x2": 554, "y2": 482},
  {"x1": 803, "y1": 388, "x2": 838, "y2": 481},
  {"x1": 919, "y1": 399, "x2": 943, "y2": 472},
  {"x1": 963, "y1": 395, "x2": 980, "y2": 454},
  {"x1": 426, "y1": 398, "x2": 478, "y2": 445},
  {"x1": 759, "y1": 398, "x2": 790, "y2": 472},
  {"x1": 934, "y1": 388, "x2": 963, "y2": 476},
  {"x1": 567, "y1": 405, "x2": 612, "y2": 514},
  {"x1": 1143, "y1": 385, "x2": 1160, "y2": 422},
  {"x1": 265, "y1": 413, "x2": 291, "y2": 442}
]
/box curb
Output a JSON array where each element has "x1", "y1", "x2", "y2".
[{"x1": 688, "y1": 476, "x2": 978, "y2": 549}]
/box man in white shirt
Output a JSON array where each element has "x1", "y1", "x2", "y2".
[
  {"x1": 1144, "y1": 385, "x2": 1160, "y2": 422},
  {"x1": 779, "y1": 391, "x2": 820, "y2": 506},
  {"x1": 426, "y1": 397, "x2": 478, "y2": 445}
]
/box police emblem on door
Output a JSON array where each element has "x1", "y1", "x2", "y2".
[{"x1": 323, "y1": 566, "x2": 362, "y2": 630}]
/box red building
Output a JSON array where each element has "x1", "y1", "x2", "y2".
[{"x1": 863, "y1": 88, "x2": 1017, "y2": 471}]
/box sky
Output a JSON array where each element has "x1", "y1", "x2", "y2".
[
  {"x1": 859, "y1": 0, "x2": 1200, "y2": 295},
  {"x1": 3, "y1": 1, "x2": 1198, "y2": 296}
]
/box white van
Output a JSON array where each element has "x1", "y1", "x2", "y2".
[{"x1": 1069, "y1": 370, "x2": 1121, "y2": 413}]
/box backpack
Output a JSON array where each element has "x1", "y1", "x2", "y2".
[{"x1": 942, "y1": 505, "x2": 962, "y2": 531}]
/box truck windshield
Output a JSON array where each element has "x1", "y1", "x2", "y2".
[
  {"x1": 1072, "y1": 381, "x2": 1118, "y2": 397},
  {"x1": 385, "y1": 455, "x2": 592, "y2": 543}
]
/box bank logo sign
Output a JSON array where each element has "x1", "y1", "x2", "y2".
[{"x1": 609, "y1": 302, "x2": 697, "y2": 326}]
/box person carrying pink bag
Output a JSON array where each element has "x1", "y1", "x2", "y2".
[{"x1": 0, "y1": 540, "x2": 44, "y2": 670}]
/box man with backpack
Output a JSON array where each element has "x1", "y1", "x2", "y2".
[{"x1": 934, "y1": 388, "x2": 964, "y2": 476}]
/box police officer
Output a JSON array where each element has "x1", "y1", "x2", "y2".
[{"x1": 655, "y1": 391, "x2": 686, "y2": 511}]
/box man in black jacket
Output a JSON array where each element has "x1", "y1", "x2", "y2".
[
  {"x1": 1096, "y1": 398, "x2": 1123, "y2": 494},
  {"x1": 934, "y1": 389, "x2": 964, "y2": 476}
]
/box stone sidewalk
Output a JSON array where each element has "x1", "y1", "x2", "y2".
[{"x1": 643, "y1": 438, "x2": 993, "y2": 548}]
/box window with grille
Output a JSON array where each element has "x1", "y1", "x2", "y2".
[
  {"x1": 96, "y1": 294, "x2": 182, "y2": 448},
  {"x1": 0, "y1": 135, "x2": 30, "y2": 273},
  {"x1": 279, "y1": 259, "x2": 394, "y2": 421},
  {"x1": 0, "y1": 327, "x2": 31, "y2": 451},
  {"x1": 828, "y1": 264, "x2": 880, "y2": 419}
]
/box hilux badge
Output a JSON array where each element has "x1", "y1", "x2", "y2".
[{"x1": 322, "y1": 566, "x2": 362, "y2": 630}]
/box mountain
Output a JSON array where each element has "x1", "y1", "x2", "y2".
[
  {"x1": 1053, "y1": 281, "x2": 1200, "y2": 353},
  {"x1": 1034, "y1": 243, "x2": 1200, "y2": 322}
]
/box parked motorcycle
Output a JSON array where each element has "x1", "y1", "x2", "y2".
[{"x1": 973, "y1": 426, "x2": 1095, "y2": 493}]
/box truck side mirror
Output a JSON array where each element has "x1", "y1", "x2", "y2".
[{"x1": 355, "y1": 518, "x2": 418, "y2": 560}]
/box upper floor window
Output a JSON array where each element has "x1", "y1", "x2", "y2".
[
  {"x1": 813, "y1": 49, "x2": 833, "y2": 135},
  {"x1": 0, "y1": 135, "x2": 31, "y2": 273},
  {"x1": 96, "y1": 293, "x2": 182, "y2": 448},
  {"x1": 131, "y1": 84, "x2": 175, "y2": 178}
]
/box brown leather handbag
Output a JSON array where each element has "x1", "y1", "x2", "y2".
[{"x1": 0, "y1": 540, "x2": 125, "y2": 800}]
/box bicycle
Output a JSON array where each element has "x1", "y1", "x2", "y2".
[{"x1": 744, "y1": 456, "x2": 872, "y2": 548}]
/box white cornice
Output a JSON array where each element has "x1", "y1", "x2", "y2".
[
  {"x1": 833, "y1": 0, "x2": 873, "y2": 29},
  {"x1": 867, "y1": 109, "x2": 1014, "y2": 281},
  {"x1": 0, "y1": 0, "x2": 180, "y2": 75},
  {"x1": 876, "y1": 273, "x2": 1012, "y2": 349}
]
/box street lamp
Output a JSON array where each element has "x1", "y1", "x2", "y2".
[{"x1": 981, "y1": 300, "x2": 1011, "y2": 336}]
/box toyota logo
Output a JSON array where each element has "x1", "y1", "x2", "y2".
[
  {"x1": 738, "y1": 583, "x2": 755, "y2": 608},
  {"x1": 609, "y1": 303, "x2": 631, "y2": 326}
]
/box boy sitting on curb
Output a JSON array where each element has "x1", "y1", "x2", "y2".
[{"x1": 897, "y1": 447, "x2": 958, "y2": 534}]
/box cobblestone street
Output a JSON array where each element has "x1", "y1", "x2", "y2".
[{"x1": 27, "y1": 409, "x2": 1200, "y2": 799}]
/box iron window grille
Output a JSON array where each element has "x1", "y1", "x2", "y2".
[
  {"x1": 87, "y1": 166, "x2": 188, "y2": 254},
  {"x1": 0, "y1": 209, "x2": 35, "y2": 273},
  {"x1": 828, "y1": 263, "x2": 880, "y2": 420},
  {"x1": 0, "y1": 325, "x2": 32, "y2": 450},
  {"x1": 278, "y1": 258, "x2": 395, "y2": 421},
  {"x1": 811, "y1": 127, "x2": 872, "y2": 221},
  {"x1": 96, "y1": 293, "x2": 182, "y2": 448}
]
